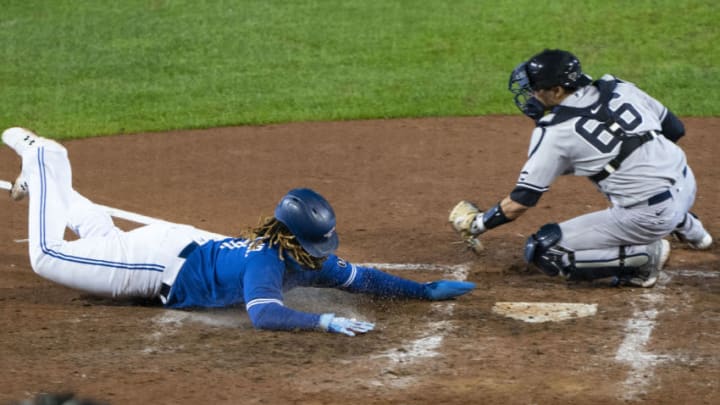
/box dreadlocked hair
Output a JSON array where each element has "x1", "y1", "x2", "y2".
[{"x1": 241, "y1": 217, "x2": 324, "y2": 270}]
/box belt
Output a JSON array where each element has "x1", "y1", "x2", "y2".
[
  {"x1": 647, "y1": 165, "x2": 688, "y2": 205},
  {"x1": 647, "y1": 190, "x2": 672, "y2": 205},
  {"x1": 159, "y1": 283, "x2": 172, "y2": 301},
  {"x1": 159, "y1": 241, "x2": 200, "y2": 302}
]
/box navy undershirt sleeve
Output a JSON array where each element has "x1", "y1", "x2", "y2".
[
  {"x1": 660, "y1": 110, "x2": 685, "y2": 143},
  {"x1": 510, "y1": 186, "x2": 544, "y2": 207}
]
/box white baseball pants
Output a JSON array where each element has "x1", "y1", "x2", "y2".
[
  {"x1": 559, "y1": 165, "x2": 707, "y2": 263},
  {"x1": 20, "y1": 141, "x2": 218, "y2": 298}
]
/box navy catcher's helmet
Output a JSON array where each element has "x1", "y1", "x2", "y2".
[
  {"x1": 525, "y1": 49, "x2": 591, "y2": 91},
  {"x1": 274, "y1": 188, "x2": 339, "y2": 258},
  {"x1": 509, "y1": 49, "x2": 592, "y2": 120}
]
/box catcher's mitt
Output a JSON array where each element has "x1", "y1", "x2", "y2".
[{"x1": 448, "y1": 200, "x2": 484, "y2": 253}]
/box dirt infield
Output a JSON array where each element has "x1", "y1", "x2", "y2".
[{"x1": 0, "y1": 116, "x2": 718, "y2": 404}]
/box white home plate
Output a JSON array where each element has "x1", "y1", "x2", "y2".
[{"x1": 492, "y1": 302, "x2": 598, "y2": 323}]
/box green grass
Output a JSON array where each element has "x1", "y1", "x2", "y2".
[{"x1": 0, "y1": 0, "x2": 718, "y2": 138}]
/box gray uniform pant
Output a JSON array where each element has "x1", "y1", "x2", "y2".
[{"x1": 558, "y1": 166, "x2": 706, "y2": 265}]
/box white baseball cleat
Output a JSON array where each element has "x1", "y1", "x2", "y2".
[
  {"x1": 2, "y1": 127, "x2": 43, "y2": 156},
  {"x1": 626, "y1": 239, "x2": 670, "y2": 288},
  {"x1": 688, "y1": 231, "x2": 712, "y2": 250},
  {"x1": 672, "y1": 229, "x2": 713, "y2": 250},
  {"x1": 9, "y1": 173, "x2": 28, "y2": 201}
]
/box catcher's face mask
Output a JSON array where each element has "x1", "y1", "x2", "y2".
[{"x1": 508, "y1": 62, "x2": 546, "y2": 122}]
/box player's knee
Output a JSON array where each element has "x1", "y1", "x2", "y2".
[
  {"x1": 27, "y1": 243, "x2": 60, "y2": 278},
  {"x1": 524, "y1": 223, "x2": 568, "y2": 277},
  {"x1": 29, "y1": 254, "x2": 49, "y2": 277}
]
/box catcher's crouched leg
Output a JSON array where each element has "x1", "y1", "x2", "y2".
[{"x1": 524, "y1": 223, "x2": 649, "y2": 284}]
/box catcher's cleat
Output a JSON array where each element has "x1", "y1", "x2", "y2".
[
  {"x1": 624, "y1": 239, "x2": 670, "y2": 288},
  {"x1": 671, "y1": 229, "x2": 713, "y2": 250},
  {"x1": 10, "y1": 174, "x2": 28, "y2": 201},
  {"x1": 689, "y1": 232, "x2": 713, "y2": 250}
]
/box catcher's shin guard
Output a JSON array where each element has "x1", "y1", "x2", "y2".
[{"x1": 567, "y1": 244, "x2": 665, "y2": 286}]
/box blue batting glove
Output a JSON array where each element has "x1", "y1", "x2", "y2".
[
  {"x1": 319, "y1": 313, "x2": 375, "y2": 336},
  {"x1": 424, "y1": 280, "x2": 476, "y2": 300}
]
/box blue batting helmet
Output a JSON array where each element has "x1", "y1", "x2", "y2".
[{"x1": 274, "y1": 188, "x2": 339, "y2": 258}]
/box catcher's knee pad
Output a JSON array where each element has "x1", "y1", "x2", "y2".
[{"x1": 524, "y1": 223, "x2": 569, "y2": 277}]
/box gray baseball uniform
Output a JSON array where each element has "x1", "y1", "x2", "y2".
[{"x1": 516, "y1": 74, "x2": 707, "y2": 265}]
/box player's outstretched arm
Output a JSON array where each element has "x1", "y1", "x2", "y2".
[
  {"x1": 311, "y1": 257, "x2": 476, "y2": 300},
  {"x1": 247, "y1": 301, "x2": 374, "y2": 336}
]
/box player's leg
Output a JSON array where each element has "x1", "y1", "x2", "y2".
[
  {"x1": 3, "y1": 128, "x2": 169, "y2": 297},
  {"x1": 3, "y1": 128, "x2": 74, "y2": 269},
  {"x1": 3, "y1": 128, "x2": 119, "y2": 238},
  {"x1": 565, "y1": 207, "x2": 674, "y2": 286},
  {"x1": 567, "y1": 240, "x2": 669, "y2": 287},
  {"x1": 669, "y1": 166, "x2": 712, "y2": 249},
  {"x1": 524, "y1": 208, "x2": 670, "y2": 287},
  {"x1": 674, "y1": 213, "x2": 712, "y2": 249},
  {"x1": 66, "y1": 189, "x2": 122, "y2": 239},
  {"x1": 4, "y1": 128, "x2": 224, "y2": 299}
]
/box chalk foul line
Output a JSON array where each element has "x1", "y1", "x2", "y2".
[
  {"x1": 358, "y1": 263, "x2": 470, "y2": 387},
  {"x1": 614, "y1": 271, "x2": 685, "y2": 400}
]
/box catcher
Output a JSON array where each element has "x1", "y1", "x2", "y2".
[
  {"x1": 3, "y1": 127, "x2": 475, "y2": 336},
  {"x1": 449, "y1": 49, "x2": 712, "y2": 288}
]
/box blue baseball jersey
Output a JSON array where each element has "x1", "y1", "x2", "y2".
[{"x1": 165, "y1": 237, "x2": 429, "y2": 331}]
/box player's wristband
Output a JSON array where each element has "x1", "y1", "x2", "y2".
[
  {"x1": 318, "y1": 313, "x2": 335, "y2": 331},
  {"x1": 481, "y1": 203, "x2": 513, "y2": 230}
]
